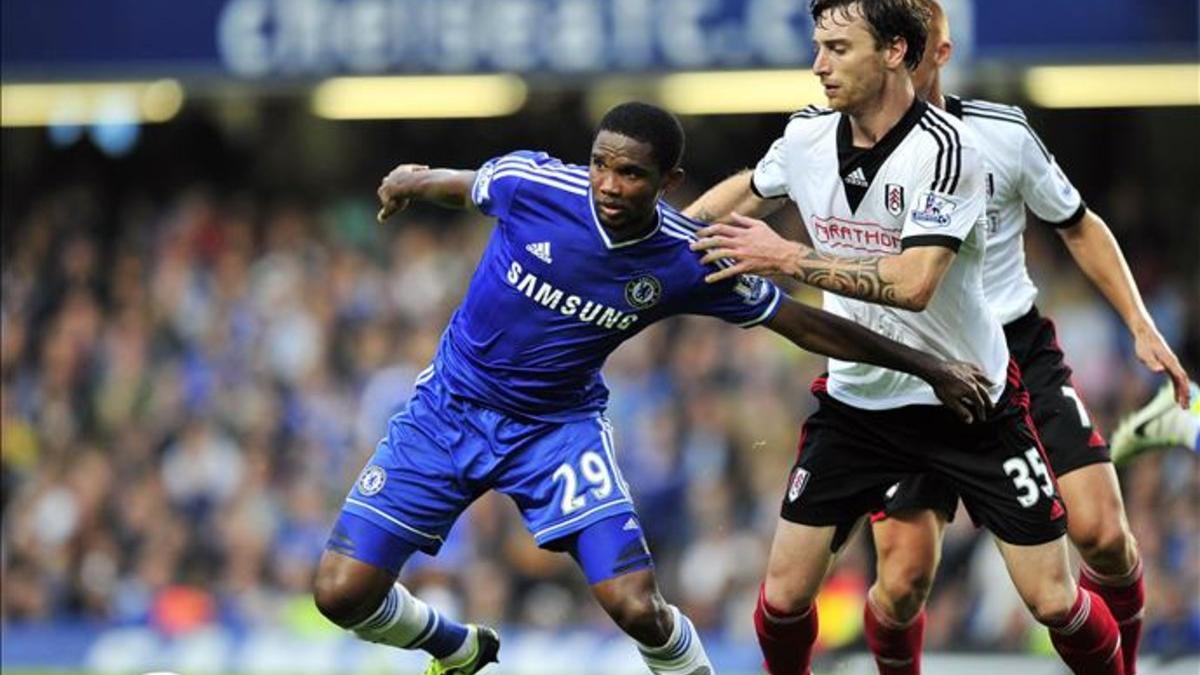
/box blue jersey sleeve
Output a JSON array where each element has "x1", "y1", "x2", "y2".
[
  {"x1": 471, "y1": 150, "x2": 566, "y2": 219},
  {"x1": 690, "y1": 271, "x2": 783, "y2": 328}
]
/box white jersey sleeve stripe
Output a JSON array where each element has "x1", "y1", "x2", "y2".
[
  {"x1": 493, "y1": 157, "x2": 589, "y2": 185},
  {"x1": 660, "y1": 223, "x2": 735, "y2": 269},
  {"x1": 661, "y1": 210, "x2": 705, "y2": 233},
  {"x1": 491, "y1": 169, "x2": 588, "y2": 196}
]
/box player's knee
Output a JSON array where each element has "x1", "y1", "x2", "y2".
[
  {"x1": 312, "y1": 557, "x2": 388, "y2": 628},
  {"x1": 1072, "y1": 519, "x2": 1135, "y2": 567},
  {"x1": 763, "y1": 566, "x2": 817, "y2": 615},
  {"x1": 606, "y1": 592, "x2": 672, "y2": 643},
  {"x1": 313, "y1": 573, "x2": 368, "y2": 627},
  {"x1": 313, "y1": 575, "x2": 358, "y2": 627},
  {"x1": 875, "y1": 560, "x2": 935, "y2": 621},
  {"x1": 1026, "y1": 586, "x2": 1079, "y2": 626}
]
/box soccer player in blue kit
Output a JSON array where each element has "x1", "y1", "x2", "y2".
[{"x1": 311, "y1": 102, "x2": 993, "y2": 675}]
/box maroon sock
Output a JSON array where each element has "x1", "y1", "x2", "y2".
[
  {"x1": 863, "y1": 596, "x2": 925, "y2": 675},
  {"x1": 1047, "y1": 588, "x2": 1125, "y2": 675},
  {"x1": 753, "y1": 583, "x2": 818, "y2": 675},
  {"x1": 1081, "y1": 561, "x2": 1145, "y2": 675}
]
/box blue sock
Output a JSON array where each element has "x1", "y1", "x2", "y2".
[
  {"x1": 351, "y1": 583, "x2": 468, "y2": 659},
  {"x1": 420, "y1": 606, "x2": 470, "y2": 659}
]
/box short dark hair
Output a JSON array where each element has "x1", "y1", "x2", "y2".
[
  {"x1": 595, "y1": 102, "x2": 685, "y2": 174},
  {"x1": 810, "y1": 0, "x2": 930, "y2": 71}
]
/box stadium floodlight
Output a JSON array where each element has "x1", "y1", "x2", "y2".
[
  {"x1": 0, "y1": 80, "x2": 184, "y2": 128},
  {"x1": 657, "y1": 70, "x2": 826, "y2": 115},
  {"x1": 1025, "y1": 64, "x2": 1200, "y2": 109},
  {"x1": 311, "y1": 75, "x2": 528, "y2": 120}
]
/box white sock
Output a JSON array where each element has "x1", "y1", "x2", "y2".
[
  {"x1": 636, "y1": 605, "x2": 714, "y2": 675},
  {"x1": 350, "y1": 582, "x2": 445, "y2": 651}
]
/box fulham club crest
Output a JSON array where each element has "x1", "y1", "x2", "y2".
[
  {"x1": 885, "y1": 183, "x2": 904, "y2": 217},
  {"x1": 787, "y1": 467, "x2": 810, "y2": 502},
  {"x1": 625, "y1": 275, "x2": 662, "y2": 309}
]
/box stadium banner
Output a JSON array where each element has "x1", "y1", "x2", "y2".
[{"x1": 2, "y1": 0, "x2": 1196, "y2": 80}]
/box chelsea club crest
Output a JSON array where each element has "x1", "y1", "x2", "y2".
[
  {"x1": 357, "y1": 465, "x2": 387, "y2": 496},
  {"x1": 625, "y1": 275, "x2": 662, "y2": 309}
]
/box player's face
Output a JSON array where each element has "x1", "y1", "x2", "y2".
[
  {"x1": 912, "y1": 20, "x2": 951, "y2": 101},
  {"x1": 811, "y1": 6, "x2": 890, "y2": 113},
  {"x1": 589, "y1": 131, "x2": 679, "y2": 231}
]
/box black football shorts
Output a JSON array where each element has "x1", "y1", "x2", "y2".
[
  {"x1": 878, "y1": 306, "x2": 1108, "y2": 523},
  {"x1": 780, "y1": 361, "x2": 1068, "y2": 549}
]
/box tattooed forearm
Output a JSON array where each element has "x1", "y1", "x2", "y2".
[
  {"x1": 691, "y1": 206, "x2": 717, "y2": 223},
  {"x1": 791, "y1": 249, "x2": 905, "y2": 308}
]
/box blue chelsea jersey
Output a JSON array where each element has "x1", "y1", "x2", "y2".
[{"x1": 432, "y1": 150, "x2": 783, "y2": 422}]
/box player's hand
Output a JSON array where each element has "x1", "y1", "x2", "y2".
[
  {"x1": 691, "y1": 212, "x2": 803, "y2": 283},
  {"x1": 1133, "y1": 324, "x2": 1191, "y2": 408},
  {"x1": 376, "y1": 163, "x2": 430, "y2": 222},
  {"x1": 929, "y1": 360, "x2": 994, "y2": 424}
]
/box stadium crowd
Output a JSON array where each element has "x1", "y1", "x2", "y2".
[{"x1": 2, "y1": 147, "x2": 1198, "y2": 660}]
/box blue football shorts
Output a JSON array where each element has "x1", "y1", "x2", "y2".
[{"x1": 338, "y1": 371, "x2": 637, "y2": 558}]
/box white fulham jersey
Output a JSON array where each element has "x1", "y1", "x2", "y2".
[
  {"x1": 753, "y1": 100, "x2": 1007, "y2": 410},
  {"x1": 946, "y1": 96, "x2": 1086, "y2": 324}
]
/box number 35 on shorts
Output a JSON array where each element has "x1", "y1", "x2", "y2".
[{"x1": 1003, "y1": 448, "x2": 1055, "y2": 507}]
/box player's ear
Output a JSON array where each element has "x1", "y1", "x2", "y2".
[
  {"x1": 885, "y1": 36, "x2": 909, "y2": 70},
  {"x1": 661, "y1": 167, "x2": 685, "y2": 194},
  {"x1": 935, "y1": 39, "x2": 953, "y2": 67}
]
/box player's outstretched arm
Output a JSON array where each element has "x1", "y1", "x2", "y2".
[
  {"x1": 683, "y1": 169, "x2": 785, "y2": 223},
  {"x1": 764, "y1": 297, "x2": 993, "y2": 423},
  {"x1": 691, "y1": 213, "x2": 954, "y2": 311},
  {"x1": 1058, "y1": 209, "x2": 1191, "y2": 407},
  {"x1": 376, "y1": 164, "x2": 478, "y2": 221}
]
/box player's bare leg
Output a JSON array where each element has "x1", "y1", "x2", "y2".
[
  {"x1": 755, "y1": 519, "x2": 846, "y2": 675},
  {"x1": 313, "y1": 549, "x2": 395, "y2": 627},
  {"x1": 1058, "y1": 463, "x2": 1145, "y2": 673},
  {"x1": 313, "y1": 550, "x2": 499, "y2": 675},
  {"x1": 996, "y1": 536, "x2": 1124, "y2": 675},
  {"x1": 590, "y1": 569, "x2": 712, "y2": 674},
  {"x1": 563, "y1": 514, "x2": 712, "y2": 674},
  {"x1": 865, "y1": 510, "x2": 946, "y2": 674}
]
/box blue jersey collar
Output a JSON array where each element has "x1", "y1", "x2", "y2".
[{"x1": 587, "y1": 187, "x2": 662, "y2": 249}]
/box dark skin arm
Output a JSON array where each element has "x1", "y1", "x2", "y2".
[
  {"x1": 763, "y1": 296, "x2": 994, "y2": 423},
  {"x1": 376, "y1": 164, "x2": 478, "y2": 220}
]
